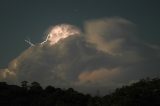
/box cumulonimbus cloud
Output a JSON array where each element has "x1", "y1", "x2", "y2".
[{"x1": 0, "y1": 17, "x2": 160, "y2": 95}]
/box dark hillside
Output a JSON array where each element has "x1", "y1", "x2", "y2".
[{"x1": 0, "y1": 78, "x2": 160, "y2": 106}]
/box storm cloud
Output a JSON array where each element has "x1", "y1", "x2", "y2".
[{"x1": 0, "y1": 17, "x2": 160, "y2": 95}]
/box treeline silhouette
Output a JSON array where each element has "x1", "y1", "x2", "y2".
[{"x1": 0, "y1": 78, "x2": 160, "y2": 106}]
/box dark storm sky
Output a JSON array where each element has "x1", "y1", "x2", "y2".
[{"x1": 0, "y1": 0, "x2": 160, "y2": 68}]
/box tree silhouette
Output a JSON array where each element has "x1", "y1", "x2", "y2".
[
  {"x1": 45, "y1": 85, "x2": 56, "y2": 93},
  {"x1": 29, "y1": 82, "x2": 43, "y2": 93},
  {"x1": 21, "y1": 81, "x2": 28, "y2": 89},
  {"x1": 0, "y1": 77, "x2": 160, "y2": 106}
]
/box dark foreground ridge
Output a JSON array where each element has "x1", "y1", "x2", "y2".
[{"x1": 0, "y1": 78, "x2": 160, "y2": 106}]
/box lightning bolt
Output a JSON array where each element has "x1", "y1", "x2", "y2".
[{"x1": 25, "y1": 39, "x2": 35, "y2": 46}]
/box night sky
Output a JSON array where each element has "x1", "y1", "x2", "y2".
[
  {"x1": 0, "y1": 0, "x2": 160, "y2": 94},
  {"x1": 0, "y1": 0, "x2": 160, "y2": 67}
]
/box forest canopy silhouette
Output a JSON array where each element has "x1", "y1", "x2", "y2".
[{"x1": 0, "y1": 77, "x2": 160, "y2": 106}]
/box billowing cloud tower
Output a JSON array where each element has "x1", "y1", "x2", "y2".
[{"x1": 0, "y1": 17, "x2": 160, "y2": 95}]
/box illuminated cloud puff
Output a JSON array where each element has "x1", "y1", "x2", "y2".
[{"x1": 0, "y1": 17, "x2": 160, "y2": 95}]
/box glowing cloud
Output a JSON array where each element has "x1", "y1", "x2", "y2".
[
  {"x1": 0, "y1": 18, "x2": 160, "y2": 95},
  {"x1": 41, "y1": 24, "x2": 81, "y2": 45}
]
